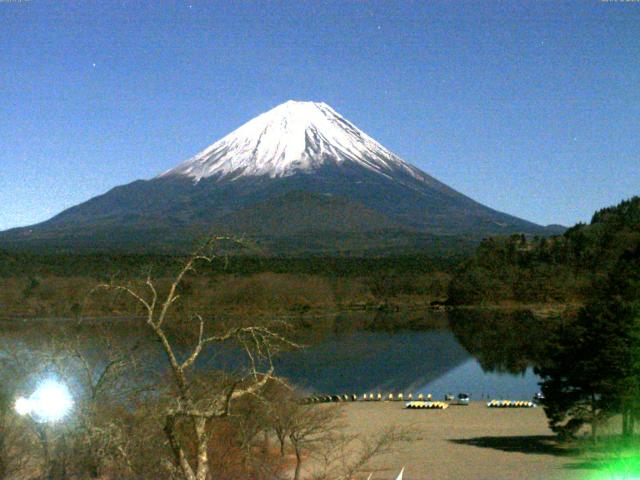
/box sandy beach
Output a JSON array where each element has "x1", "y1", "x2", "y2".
[{"x1": 338, "y1": 401, "x2": 591, "y2": 480}]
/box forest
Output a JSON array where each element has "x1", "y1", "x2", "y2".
[
  {"x1": 1, "y1": 197, "x2": 638, "y2": 317},
  {"x1": 447, "y1": 196, "x2": 640, "y2": 306}
]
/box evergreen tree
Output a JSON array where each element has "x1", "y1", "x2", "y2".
[{"x1": 536, "y1": 245, "x2": 640, "y2": 441}]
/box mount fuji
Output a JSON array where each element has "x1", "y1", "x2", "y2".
[{"x1": 0, "y1": 101, "x2": 561, "y2": 254}]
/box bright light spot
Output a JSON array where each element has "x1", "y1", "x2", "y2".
[
  {"x1": 14, "y1": 397, "x2": 32, "y2": 416},
  {"x1": 16, "y1": 380, "x2": 74, "y2": 423},
  {"x1": 587, "y1": 453, "x2": 640, "y2": 480}
]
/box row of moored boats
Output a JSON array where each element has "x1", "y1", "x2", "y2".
[
  {"x1": 303, "y1": 392, "x2": 543, "y2": 409},
  {"x1": 302, "y1": 392, "x2": 469, "y2": 404}
]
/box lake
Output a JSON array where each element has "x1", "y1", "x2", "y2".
[
  {"x1": 0, "y1": 309, "x2": 549, "y2": 401},
  {"x1": 273, "y1": 329, "x2": 541, "y2": 400}
]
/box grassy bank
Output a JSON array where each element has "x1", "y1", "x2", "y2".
[
  {"x1": 0, "y1": 271, "x2": 452, "y2": 318},
  {"x1": 0, "y1": 272, "x2": 584, "y2": 320}
]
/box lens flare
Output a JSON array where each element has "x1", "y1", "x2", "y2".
[
  {"x1": 587, "y1": 453, "x2": 640, "y2": 480},
  {"x1": 14, "y1": 397, "x2": 32, "y2": 416},
  {"x1": 14, "y1": 379, "x2": 74, "y2": 423}
]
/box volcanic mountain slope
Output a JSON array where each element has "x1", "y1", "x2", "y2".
[{"x1": 0, "y1": 101, "x2": 561, "y2": 254}]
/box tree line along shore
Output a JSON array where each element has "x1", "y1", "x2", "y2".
[{"x1": 0, "y1": 197, "x2": 637, "y2": 318}]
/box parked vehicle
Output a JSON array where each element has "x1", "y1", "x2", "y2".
[{"x1": 450, "y1": 393, "x2": 470, "y2": 405}]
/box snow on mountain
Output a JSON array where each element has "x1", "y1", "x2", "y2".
[
  {"x1": 160, "y1": 100, "x2": 429, "y2": 183},
  {"x1": 0, "y1": 99, "x2": 556, "y2": 254}
]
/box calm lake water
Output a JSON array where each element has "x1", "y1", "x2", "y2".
[
  {"x1": 272, "y1": 330, "x2": 541, "y2": 400},
  {"x1": 1, "y1": 309, "x2": 547, "y2": 401}
]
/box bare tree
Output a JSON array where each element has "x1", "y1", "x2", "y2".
[
  {"x1": 41, "y1": 323, "x2": 149, "y2": 478},
  {"x1": 91, "y1": 238, "x2": 297, "y2": 480},
  {"x1": 310, "y1": 427, "x2": 412, "y2": 480},
  {"x1": 265, "y1": 389, "x2": 410, "y2": 480},
  {"x1": 263, "y1": 382, "x2": 298, "y2": 458},
  {"x1": 288, "y1": 404, "x2": 342, "y2": 480},
  {"x1": 0, "y1": 339, "x2": 35, "y2": 479}
]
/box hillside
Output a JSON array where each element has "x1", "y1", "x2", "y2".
[
  {"x1": 447, "y1": 196, "x2": 640, "y2": 305},
  {"x1": 0, "y1": 101, "x2": 558, "y2": 254}
]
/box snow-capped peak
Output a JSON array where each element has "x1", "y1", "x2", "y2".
[{"x1": 160, "y1": 100, "x2": 425, "y2": 182}]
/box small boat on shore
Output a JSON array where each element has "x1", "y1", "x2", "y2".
[
  {"x1": 405, "y1": 401, "x2": 448, "y2": 409},
  {"x1": 487, "y1": 400, "x2": 536, "y2": 408}
]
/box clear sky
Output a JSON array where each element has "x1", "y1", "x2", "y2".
[{"x1": 1, "y1": 0, "x2": 638, "y2": 231}]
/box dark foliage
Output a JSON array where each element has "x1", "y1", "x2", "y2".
[
  {"x1": 0, "y1": 251, "x2": 461, "y2": 279},
  {"x1": 535, "y1": 244, "x2": 640, "y2": 440},
  {"x1": 449, "y1": 309, "x2": 553, "y2": 375},
  {"x1": 447, "y1": 196, "x2": 640, "y2": 305}
]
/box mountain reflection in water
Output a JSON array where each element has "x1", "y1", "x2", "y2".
[
  {"x1": 267, "y1": 309, "x2": 550, "y2": 399},
  {"x1": 273, "y1": 330, "x2": 470, "y2": 394},
  {"x1": 272, "y1": 328, "x2": 541, "y2": 399},
  {"x1": 1, "y1": 309, "x2": 551, "y2": 400}
]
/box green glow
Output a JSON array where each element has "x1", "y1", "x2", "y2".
[{"x1": 587, "y1": 454, "x2": 640, "y2": 480}]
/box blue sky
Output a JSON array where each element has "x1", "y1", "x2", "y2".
[{"x1": 1, "y1": 0, "x2": 638, "y2": 230}]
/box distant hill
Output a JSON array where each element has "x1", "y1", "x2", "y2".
[{"x1": 447, "y1": 196, "x2": 640, "y2": 305}]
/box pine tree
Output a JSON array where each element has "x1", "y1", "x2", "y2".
[{"x1": 536, "y1": 245, "x2": 640, "y2": 441}]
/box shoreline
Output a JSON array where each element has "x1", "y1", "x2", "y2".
[
  {"x1": 337, "y1": 401, "x2": 587, "y2": 480},
  {"x1": 0, "y1": 302, "x2": 580, "y2": 323}
]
